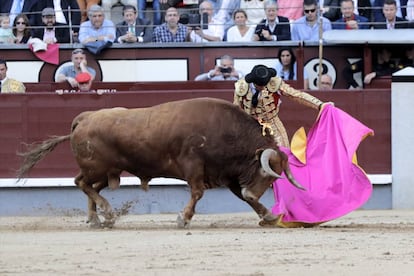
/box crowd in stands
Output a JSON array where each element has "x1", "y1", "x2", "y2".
[
  {"x1": 0, "y1": 0, "x2": 413, "y2": 45},
  {"x1": 0, "y1": 0, "x2": 413, "y2": 93}
]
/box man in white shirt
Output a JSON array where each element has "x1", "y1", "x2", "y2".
[{"x1": 190, "y1": 0, "x2": 224, "y2": 42}]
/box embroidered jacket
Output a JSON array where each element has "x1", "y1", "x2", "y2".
[
  {"x1": 1, "y1": 78, "x2": 26, "y2": 93},
  {"x1": 233, "y1": 76, "x2": 322, "y2": 147}
]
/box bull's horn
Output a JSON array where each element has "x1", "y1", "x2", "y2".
[{"x1": 260, "y1": 149, "x2": 282, "y2": 179}]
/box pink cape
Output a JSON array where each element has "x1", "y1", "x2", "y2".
[{"x1": 272, "y1": 104, "x2": 374, "y2": 225}]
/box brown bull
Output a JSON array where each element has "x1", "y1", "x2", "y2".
[{"x1": 17, "y1": 98, "x2": 303, "y2": 228}]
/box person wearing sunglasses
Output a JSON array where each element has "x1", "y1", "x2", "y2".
[
  {"x1": 291, "y1": 0, "x2": 332, "y2": 42},
  {"x1": 12, "y1": 14, "x2": 31, "y2": 44}
]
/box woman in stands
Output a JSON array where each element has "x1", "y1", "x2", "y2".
[
  {"x1": 225, "y1": 9, "x2": 255, "y2": 42},
  {"x1": 13, "y1": 14, "x2": 31, "y2": 44},
  {"x1": 274, "y1": 47, "x2": 309, "y2": 89}
]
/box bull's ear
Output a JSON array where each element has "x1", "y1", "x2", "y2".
[{"x1": 255, "y1": 149, "x2": 264, "y2": 160}]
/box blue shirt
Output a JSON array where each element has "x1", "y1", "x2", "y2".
[
  {"x1": 274, "y1": 61, "x2": 308, "y2": 80},
  {"x1": 78, "y1": 19, "x2": 116, "y2": 44},
  {"x1": 291, "y1": 16, "x2": 332, "y2": 42},
  {"x1": 58, "y1": 65, "x2": 96, "y2": 79},
  {"x1": 153, "y1": 23, "x2": 188, "y2": 43}
]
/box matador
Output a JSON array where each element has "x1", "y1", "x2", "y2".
[{"x1": 234, "y1": 64, "x2": 324, "y2": 147}]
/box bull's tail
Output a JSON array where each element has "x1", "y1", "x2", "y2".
[{"x1": 16, "y1": 135, "x2": 71, "y2": 180}]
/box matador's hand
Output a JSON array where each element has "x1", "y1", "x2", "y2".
[{"x1": 319, "y1": 102, "x2": 335, "y2": 110}]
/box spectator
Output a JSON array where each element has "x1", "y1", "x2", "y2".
[
  {"x1": 398, "y1": 45, "x2": 414, "y2": 67},
  {"x1": 277, "y1": 0, "x2": 304, "y2": 21},
  {"x1": 116, "y1": 4, "x2": 152, "y2": 43},
  {"x1": 274, "y1": 47, "x2": 309, "y2": 89},
  {"x1": 138, "y1": 0, "x2": 162, "y2": 26},
  {"x1": 32, "y1": 7, "x2": 71, "y2": 44},
  {"x1": 56, "y1": 48, "x2": 96, "y2": 88},
  {"x1": 319, "y1": 74, "x2": 334, "y2": 90},
  {"x1": 332, "y1": 0, "x2": 370, "y2": 29},
  {"x1": 373, "y1": 0, "x2": 408, "y2": 22},
  {"x1": 0, "y1": 13, "x2": 16, "y2": 44},
  {"x1": 291, "y1": 0, "x2": 332, "y2": 42},
  {"x1": 240, "y1": 0, "x2": 265, "y2": 26},
  {"x1": 76, "y1": 0, "x2": 100, "y2": 23},
  {"x1": 364, "y1": 47, "x2": 398, "y2": 84},
  {"x1": 12, "y1": 13, "x2": 31, "y2": 44},
  {"x1": 153, "y1": 7, "x2": 189, "y2": 43},
  {"x1": 78, "y1": 4, "x2": 116, "y2": 44},
  {"x1": 225, "y1": 9, "x2": 255, "y2": 42},
  {"x1": 35, "y1": 0, "x2": 81, "y2": 41},
  {"x1": 75, "y1": 72, "x2": 93, "y2": 92},
  {"x1": 373, "y1": 0, "x2": 411, "y2": 29},
  {"x1": 190, "y1": 1, "x2": 224, "y2": 42},
  {"x1": 0, "y1": 59, "x2": 25, "y2": 93},
  {"x1": 195, "y1": 54, "x2": 243, "y2": 81},
  {"x1": 321, "y1": 0, "x2": 341, "y2": 21},
  {"x1": 253, "y1": 0, "x2": 291, "y2": 41},
  {"x1": 0, "y1": 0, "x2": 38, "y2": 27},
  {"x1": 101, "y1": 0, "x2": 136, "y2": 21}
]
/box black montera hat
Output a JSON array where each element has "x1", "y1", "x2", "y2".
[{"x1": 245, "y1": 65, "x2": 277, "y2": 86}]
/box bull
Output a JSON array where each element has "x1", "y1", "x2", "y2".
[{"x1": 17, "y1": 98, "x2": 303, "y2": 228}]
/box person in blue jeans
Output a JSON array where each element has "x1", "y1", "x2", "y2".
[{"x1": 138, "y1": 0, "x2": 161, "y2": 25}]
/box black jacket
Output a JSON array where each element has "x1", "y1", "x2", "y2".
[
  {"x1": 373, "y1": 17, "x2": 412, "y2": 29},
  {"x1": 116, "y1": 17, "x2": 153, "y2": 43},
  {"x1": 373, "y1": 0, "x2": 408, "y2": 22},
  {"x1": 32, "y1": 22, "x2": 71, "y2": 43},
  {"x1": 254, "y1": 17, "x2": 291, "y2": 41}
]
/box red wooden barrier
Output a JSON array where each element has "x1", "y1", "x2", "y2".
[{"x1": 0, "y1": 87, "x2": 390, "y2": 178}]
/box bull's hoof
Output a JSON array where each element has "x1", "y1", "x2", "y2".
[
  {"x1": 258, "y1": 218, "x2": 280, "y2": 227},
  {"x1": 101, "y1": 219, "x2": 115, "y2": 228},
  {"x1": 87, "y1": 215, "x2": 102, "y2": 229},
  {"x1": 176, "y1": 212, "x2": 190, "y2": 229}
]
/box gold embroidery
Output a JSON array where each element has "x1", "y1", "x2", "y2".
[
  {"x1": 259, "y1": 119, "x2": 274, "y2": 136},
  {"x1": 235, "y1": 79, "x2": 248, "y2": 97},
  {"x1": 267, "y1": 77, "x2": 282, "y2": 92}
]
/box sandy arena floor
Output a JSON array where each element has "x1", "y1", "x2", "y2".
[{"x1": 1, "y1": 210, "x2": 414, "y2": 276}]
